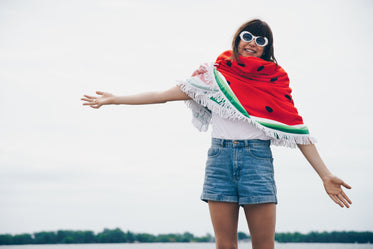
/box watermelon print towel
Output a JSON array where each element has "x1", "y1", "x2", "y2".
[{"x1": 177, "y1": 50, "x2": 316, "y2": 148}]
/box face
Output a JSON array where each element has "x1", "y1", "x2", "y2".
[{"x1": 238, "y1": 39, "x2": 265, "y2": 58}]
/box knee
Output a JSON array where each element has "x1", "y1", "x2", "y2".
[
  {"x1": 251, "y1": 238, "x2": 274, "y2": 249},
  {"x1": 216, "y1": 241, "x2": 237, "y2": 249}
]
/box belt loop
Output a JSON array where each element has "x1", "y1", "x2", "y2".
[
  {"x1": 220, "y1": 139, "x2": 225, "y2": 147},
  {"x1": 244, "y1": 140, "x2": 249, "y2": 147}
]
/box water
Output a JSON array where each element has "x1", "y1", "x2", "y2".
[{"x1": 0, "y1": 243, "x2": 372, "y2": 249}]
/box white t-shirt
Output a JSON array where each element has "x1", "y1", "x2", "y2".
[{"x1": 211, "y1": 112, "x2": 270, "y2": 140}]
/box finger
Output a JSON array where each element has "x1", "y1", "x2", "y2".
[
  {"x1": 341, "y1": 191, "x2": 352, "y2": 205},
  {"x1": 329, "y1": 194, "x2": 343, "y2": 208},
  {"x1": 83, "y1": 97, "x2": 97, "y2": 102},
  {"x1": 329, "y1": 194, "x2": 339, "y2": 205},
  {"x1": 338, "y1": 194, "x2": 350, "y2": 208},
  {"x1": 192, "y1": 70, "x2": 203, "y2": 76},
  {"x1": 82, "y1": 98, "x2": 96, "y2": 103},
  {"x1": 342, "y1": 182, "x2": 352, "y2": 189},
  {"x1": 83, "y1": 95, "x2": 94, "y2": 99},
  {"x1": 96, "y1": 91, "x2": 104, "y2": 95}
]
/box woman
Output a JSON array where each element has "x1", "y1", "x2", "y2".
[{"x1": 81, "y1": 19, "x2": 351, "y2": 249}]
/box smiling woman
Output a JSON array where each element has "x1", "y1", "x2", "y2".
[
  {"x1": 238, "y1": 34, "x2": 265, "y2": 58},
  {"x1": 232, "y1": 19, "x2": 277, "y2": 63},
  {"x1": 238, "y1": 31, "x2": 267, "y2": 58},
  {"x1": 81, "y1": 18, "x2": 351, "y2": 249}
]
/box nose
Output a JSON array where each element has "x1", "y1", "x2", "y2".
[{"x1": 248, "y1": 39, "x2": 256, "y2": 46}]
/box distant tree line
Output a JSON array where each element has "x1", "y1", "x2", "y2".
[
  {"x1": 275, "y1": 231, "x2": 373, "y2": 243},
  {"x1": 0, "y1": 229, "x2": 213, "y2": 245},
  {"x1": 0, "y1": 229, "x2": 372, "y2": 245}
]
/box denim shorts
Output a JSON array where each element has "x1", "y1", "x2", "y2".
[{"x1": 201, "y1": 138, "x2": 277, "y2": 205}]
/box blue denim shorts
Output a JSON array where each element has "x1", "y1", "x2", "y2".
[{"x1": 201, "y1": 138, "x2": 277, "y2": 205}]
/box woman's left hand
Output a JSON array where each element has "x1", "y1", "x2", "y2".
[{"x1": 322, "y1": 175, "x2": 352, "y2": 208}]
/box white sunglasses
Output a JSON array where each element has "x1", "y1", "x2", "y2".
[{"x1": 239, "y1": 31, "x2": 268, "y2": 47}]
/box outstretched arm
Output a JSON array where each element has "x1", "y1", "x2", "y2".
[
  {"x1": 297, "y1": 143, "x2": 352, "y2": 208},
  {"x1": 81, "y1": 86, "x2": 191, "y2": 109}
]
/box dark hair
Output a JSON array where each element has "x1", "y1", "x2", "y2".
[{"x1": 232, "y1": 19, "x2": 277, "y2": 64}]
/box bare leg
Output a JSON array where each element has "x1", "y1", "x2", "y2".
[
  {"x1": 208, "y1": 201, "x2": 240, "y2": 249},
  {"x1": 243, "y1": 203, "x2": 276, "y2": 249}
]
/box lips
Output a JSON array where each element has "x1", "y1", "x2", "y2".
[{"x1": 244, "y1": 48, "x2": 256, "y2": 53}]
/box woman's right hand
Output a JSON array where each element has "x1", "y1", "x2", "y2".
[
  {"x1": 191, "y1": 64, "x2": 208, "y2": 76},
  {"x1": 81, "y1": 91, "x2": 115, "y2": 109}
]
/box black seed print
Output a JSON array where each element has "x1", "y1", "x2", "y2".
[
  {"x1": 265, "y1": 106, "x2": 273, "y2": 113},
  {"x1": 227, "y1": 81, "x2": 231, "y2": 85},
  {"x1": 257, "y1": 65, "x2": 265, "y2": 71},
  {"x1": 285, "y1": 95, "x2": 292, "y2": 101},
  {"x1": 270, "y1": 77, "x2": 278, "y2": 82},
  {"x1": 238, "y1": 63, "x2": 245, "y2": 67},
  {"x1": 226, "y1": 61, "x2": 232, "y2": 67}
]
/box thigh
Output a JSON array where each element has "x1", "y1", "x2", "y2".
[
  {"x1": 209, "y1": 201, "x2": 240, "y2": 249},
  {"x1": 243, "y1": 203, "x2": 276, "y2": 249},
  {"x1": 201, "y1": 145, "x2": 238, "y2": 203},
  {"x1": 238, "y1": 144, "x2": 277, "y2": 205}
]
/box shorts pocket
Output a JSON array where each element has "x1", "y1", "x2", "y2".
[
  {"x1": 247, "y1": 146, "x2": 273, "y2": 160},
  {"x1": 207, "y1": 146, "x2": 221, "y2": 158}
]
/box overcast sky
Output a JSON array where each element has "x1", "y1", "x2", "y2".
[{"x1": 1, "y1": 0, "x2": 372, "y2": 236}]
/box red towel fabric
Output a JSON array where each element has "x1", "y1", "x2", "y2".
[{"x1": 215, "y1": 50, "x2": 304, "y2": 126}]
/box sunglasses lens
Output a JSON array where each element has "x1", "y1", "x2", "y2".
[
  {"x1": 256, "y1": 37, "x2": 266, "y2": 46},
  {"x1": 241, "y1": 32, "x2": 253, "y2": 42}
]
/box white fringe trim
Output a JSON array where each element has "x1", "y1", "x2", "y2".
[{"x1": 177, "y1": 63, "x2": 317, "y2": 148}]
